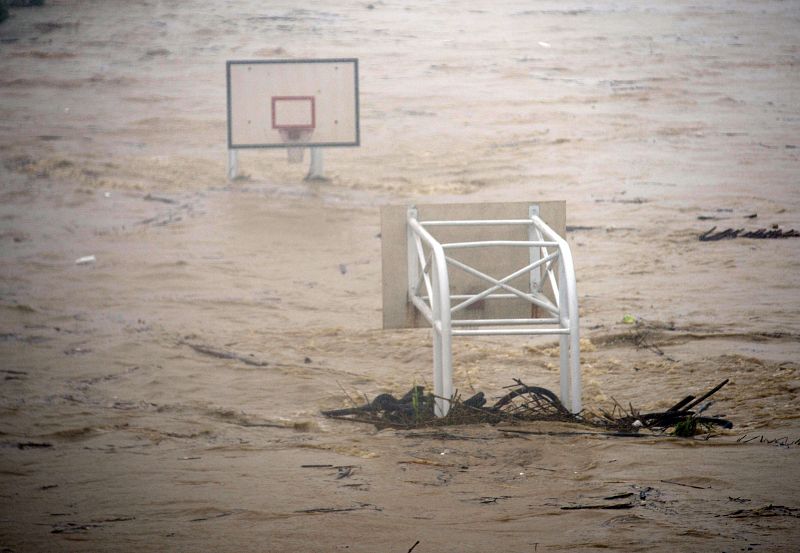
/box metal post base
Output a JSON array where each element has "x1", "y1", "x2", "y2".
[
  {"x1": 228, "y1": 149, "x2": 238, "y2": 180},
  {"x1": 305, "y1": 147, "x2": 325, "y2": 181}
]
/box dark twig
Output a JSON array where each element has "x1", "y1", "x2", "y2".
[
  {"x1": 180, "y1": 341, "x2": 269, "y2": 367},
  {"x1": 680, "y1": 379, "x2": 729, "y2": 412},
  {"x1": 700, "y1": 226, "x2": 800, "y2": 241},
  {"x1": 296, "y1": 503, "x2": 381, "y2": 514},
  {"x1": 561, "y1": 502, "x2": 634, "y2": 510},
  {"x1": 660, "y1": 479, "x2": 707, "y2": 490},
  {"x1": 667, "y1": 395, "x2": 695, "y2": 412},
  {"x1": 16, "y1": 441, "x2": 53, "y2": 449}
]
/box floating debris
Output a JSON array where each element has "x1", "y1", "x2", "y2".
[
  {"x1": 700, "y1": 226, "x2": 799, "y2": 241},
  {"x1": 295, "y1": 503, "x2": 381, "y2": 514},
  {"x1": 561, "y1": 502, "x2": 634, "y2": 510},
  {"x1": 15, "y1": 441, "x2": 53, "y2": 449},
  {"x1": 75, "y1": 255, "x2": 96, "y2": 265},
  {"x1": 736, "y1": 434, "x2": 800, "y2": 447},
  {"x1": 179, "y1": 340, "x2": 269, "y2": 367},
  {"x1": 725, "y1": 505, "x2": 800, "y2": 518},
  {"x1": 143, "y1": 193, "x2": 178, "y2": 205},
  {"x1": 322, "y1": 379, "x2": 733, "y2": 436}
]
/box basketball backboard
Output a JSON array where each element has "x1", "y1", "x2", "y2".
[{"x1": 226, "y1": 58, "x2": 359, "y2": 149}]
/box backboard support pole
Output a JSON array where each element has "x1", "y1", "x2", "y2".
[
  {"x1": 305, "y1": 147, "x2": 325, "y2": 180},
  {"x1": 228, "y1": 149, "x2": 238, "y2": 180}
]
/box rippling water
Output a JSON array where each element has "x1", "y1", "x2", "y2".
[{"x1": 1, "y1": 1, "x2": 799, "y2": 550}]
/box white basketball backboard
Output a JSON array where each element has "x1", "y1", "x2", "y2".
[{"x1": 226, "y1": 58, "x2": 359, "y2": 149}]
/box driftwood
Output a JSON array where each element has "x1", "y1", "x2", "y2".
[
  {"x1": 15, "y1": 441, "x2": 53, "y2": 449},
  {"x1": 598, "y1": 379, "x2": 733, "y2": 435},
  {"x1": 725, "y1": 505, "x2": 800, "y2": 518},
  {"x1": 296, "y1": 503, "x2": 381, "y2": 514},
  {"x1": 700, "y1": 226, "x2": 800, "y2": 241},
  {"x1": 661, "y1": 480, "x2": 707, "y2": 490},
  {"x1": 638, "y1": 379, "x2": 733, "y2": 431},
  {"x1": 322, "y1": 379, "x2": 733, "y2": 436},
  {"x1": 322, "y1": 378, "x2": 588, "y2": 429},
  {"x1": 561, "y1": 502, "x2": 634, "y2": 510},
  {"x1": 179, "y1": 341, "x2": 269, "y2": 367},
  {"x1": 736, "y1": 434, "x2": 800, "y2": 447}
]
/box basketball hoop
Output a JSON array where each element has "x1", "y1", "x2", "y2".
[
  {"x1": 279, "y1": 127, "x2": 313, "y2": 163},
  {"x1": 271, "y1": 95, "x2": 316, "y2": 164},
  {"x1": 226, "y1": 60, "x2": 359, "y2": 180}
]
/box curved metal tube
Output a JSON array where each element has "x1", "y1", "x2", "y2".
[
  {"x1": 533, "y1": 215, "x2": 581, "y2": 413},
  {"x1": 408, "y1": 214, "x2": 453, "y2": 416},
  {"x1": 406, "y1": 209, "x2": 581, "y2": 416}
]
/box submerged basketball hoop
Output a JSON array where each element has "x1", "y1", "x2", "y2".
[
  {"x1": 273, "y1": 96, "x2": 315, "y2": 163},
  {"x1": 278, "y1": 128, "x2": 313, "y2": 163},
  {"x1": 226, "y1": 58, "x2": 360, "y2": 179},
  {"x1": 381, "y1": 201, "x2": 581, "y2": 417}
]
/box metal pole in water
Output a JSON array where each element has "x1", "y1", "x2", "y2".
[
  {"x1": 228, "y1": 149, "x2": 238, "y2": 180},
  {"x1": 306, "y1": 147, "x2": 324, "y2": 180}
]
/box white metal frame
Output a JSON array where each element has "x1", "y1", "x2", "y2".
[{"x1": 406, "y1": 205, "x2": 581, "y2": 416}]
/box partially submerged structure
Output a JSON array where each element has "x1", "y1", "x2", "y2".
[{"x1": 381, "y1": 201, "x2": 580, "y2": 416}]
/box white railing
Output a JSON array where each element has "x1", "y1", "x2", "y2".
[{"x1": 407, "y1": 205, "x2": 581, "y2": 417}]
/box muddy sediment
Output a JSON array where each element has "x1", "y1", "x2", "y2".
[{"x1": 1, "y1": 1, "x2": 799, "y2": 551}]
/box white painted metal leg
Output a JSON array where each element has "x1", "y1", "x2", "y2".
[
  {"x1": 570, "y1": 330, "x2": 581, "y2": 413},
  {"x1": 528, "y1": 205, "x2": 542, "y2": 293},
  {"x1": 559, "y1": 229, "x2": 582, "y2": 414},
  {"x1": 228, "y1": 149, "x2": 238, "y2": 180},
  {"x1": 431, "y1": 254, "x2": 453, "y2": 416},
  {"x1": 568, "y1": 280, "x2": 582, "y2": 413},
  {"x1": 432, "y1": 327, "x2": 446, "y2": 417},
  {"x1": 560, "y1": 334, "x2": 570, "y2": 408},
  {"x1": 558, "y1": 265, "x2": 571, "y2": 408},
  {"x1": 306, "y1": 147, "x2": 324, "y2": 180},
  {"x1": 440, "y1": 323, "x2": 453, "y2": 415}
]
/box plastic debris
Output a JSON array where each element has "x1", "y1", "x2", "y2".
[{"x1": 75, "y1": 255, "x2": 96, "y2": 265}]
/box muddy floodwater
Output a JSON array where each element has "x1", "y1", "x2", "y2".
[{"x1": 1, "y1": 1, "x2": 799, "y2": 551}]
